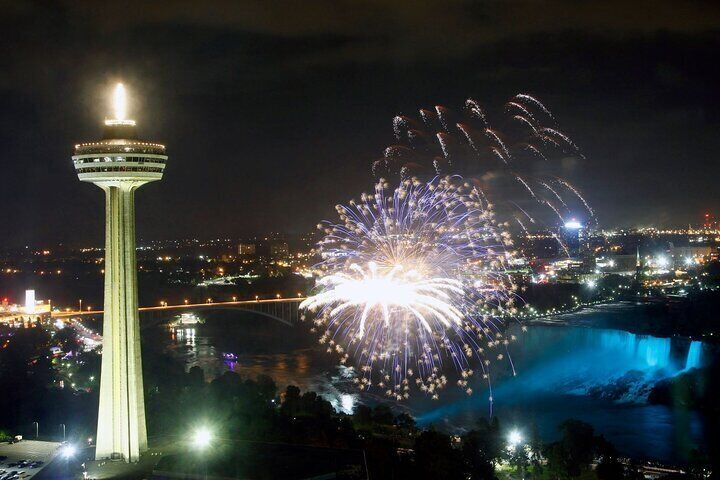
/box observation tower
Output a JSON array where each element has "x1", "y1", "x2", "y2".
[{"x1": 72, "y1": 84, "x2": 167, "y2": 462}]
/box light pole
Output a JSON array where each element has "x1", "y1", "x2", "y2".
[
  {"x1": 60, "y1": 423, "x2": 66, "y2": 441},
  {"x1": 33, "y1": 421, "x2": 38, "y2": 439},
  {"x1": 78, "y1": 299, "x2": 82, "y2": 312}
]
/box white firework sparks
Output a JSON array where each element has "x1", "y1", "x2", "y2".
[{"x1": 301, "y1": 176, "x2": 520, "y2": 401}]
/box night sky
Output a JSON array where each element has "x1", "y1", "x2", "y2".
[{"x1": 2, "y1": 1, "x2": 720, "y2": 247}]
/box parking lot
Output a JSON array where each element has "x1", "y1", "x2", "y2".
[{"x1": 0, "y1": 441, "x2": 59, "y2": 480}]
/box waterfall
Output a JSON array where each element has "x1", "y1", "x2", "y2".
[
  {"x1": 684, "y1": 341, "x2": 703, "y2": 370},
  {"x1": 597, "y1": 330, "x2": 672, "y2": 369},
  {"x1": 636, "y1": 336, "x2": 672, "y2": 369}
]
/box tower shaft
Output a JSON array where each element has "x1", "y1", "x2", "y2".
[{"x1": 96, "y1": 183, "x2": 147, "y2": 461}]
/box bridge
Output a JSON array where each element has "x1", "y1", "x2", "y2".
[{"x1": 51, "y1": 297, "x2": 306, "y2": 326}]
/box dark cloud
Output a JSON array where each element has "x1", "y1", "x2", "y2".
[{"x1": 1, "y1": 1, "x2": 719, "y2": 246}]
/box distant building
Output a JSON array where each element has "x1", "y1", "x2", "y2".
[
  {"x1": 238, "y1": 243, "x2": 256, "y2": 255},
  {"x1": 671, "y1": 245, "x2": 714, "y2": 264},
  {"x1": 596, "y1": 254, "x2": 638, "y2": 275},
  {"x1": 0, "y1": 290, "x2": 51, "y2": 323},
  {"x1": 270, "y1": 242, "x2": 290, "y2": 261},
  {"x1": 559, "y1": 219, "x2": 584, "y2": 257}
]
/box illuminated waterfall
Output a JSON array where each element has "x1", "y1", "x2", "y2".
[{"x1": 685, "y1": 341, "x2": 703, "y2": 370}]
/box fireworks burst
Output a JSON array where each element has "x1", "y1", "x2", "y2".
[
  {"x1": 372, "y1": 93, "x2": 594, "y2": 234},
  {"x1": 302, "y1": 94, "x2": 594, "y2": 404},
  {"x1": 301, "y1": 176, "x2": 520, "y2": 401}
]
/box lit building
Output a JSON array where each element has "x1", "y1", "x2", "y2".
[
  {"x1": 72, "y1": 83, "x2": 167, "y2": 462},
  {"x1": 0, "y1": 290, "x2": 51, "y2": 323},
  {"x1": 238, "y1": 242, "x2": 256, "y2": 255},
  {"x1": 24, "y1": 289, "x2": 36, "y2": 314},
  {"x1": 559, "y1": 218, "x2": 583, "y2": 257},
  {"x1": 270, "y1": 241, "x2": 290, "y2": 261}
]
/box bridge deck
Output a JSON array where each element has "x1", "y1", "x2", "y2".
[{"x1": 51, "y1": 297, "x2": 305, "y2": 318}]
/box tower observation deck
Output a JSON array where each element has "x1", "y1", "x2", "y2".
[{"x1": 72, "y1": 84, "x2": 167, "y2": 462}]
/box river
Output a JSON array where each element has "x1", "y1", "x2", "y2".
[{"x1": 156, "y1": 303, "x2": 711, "y2": 464}]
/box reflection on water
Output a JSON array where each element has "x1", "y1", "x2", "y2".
[
  {"x1": 175, "y1": 327, "x2": 196, "y2": 346},
  {"x1": 159, "y1": 306, "x2": 711, "y2": 463},
  {"x1": 163, "y1": 310, "x2": 360, "y2": 415}
]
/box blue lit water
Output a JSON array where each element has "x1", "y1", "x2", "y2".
[
  {"x1": 414, "y1": 321, "x2": 709, "y2": 463},
  {"x1": 161, "y1": 304, "x2": 712, "y2": 464},
  {"x1": 685, "y1": 340, "x2": 704, "y2": 370}
]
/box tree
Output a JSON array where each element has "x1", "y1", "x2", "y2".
[
  {"x1": 544, "y1": 420, "x2": 599, "y2": 478},
  {"x1": 475, "y1": 417, "x2": 503, "y2": 465},
  {"x1": 413, "y1": 430, "x2": 463, "y2": 480},
  {"x1": 255, "y1": 374, "x2": 277, "y2": 401},
  {"x1": 372, "y1": 404, "x2": 394, "y2": 426},
  {"x1": 461, "y1": 430, "x2": 496, "y2": 480},
  {"x1": 394, "y1": 412, "x2": 416, "y2": 431},
  {"x1": 280, "y1": 385, "x2": 301, "y2": 416},
  {"x1": 353, "y1": 405, "x2": 373, "y2": 429},
  {"x1": 596, "y1": 459, "x2": 625, "y2": 480}
]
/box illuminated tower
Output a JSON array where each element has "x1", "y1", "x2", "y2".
[{"x1": 72, "y1": 84, "x2": 167, "y2": 462}]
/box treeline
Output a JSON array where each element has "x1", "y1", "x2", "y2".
[{"x1": 144, "y1": 368, "x2": 711, "y2": 479}]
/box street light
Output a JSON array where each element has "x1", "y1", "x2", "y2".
[
  {"x1": 60, "y1": 444, "x2": 77, "y2": 459},
  {"x1": 192, "y1": 427, "x2": 212, "y2": 449},
  {"x1": 508, "y1": 429, "x2": 523, "y2": 449}
]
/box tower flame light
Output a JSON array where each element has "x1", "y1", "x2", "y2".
[
  {"x1": 72, "y1": 83, "x2": 167, "y2": 462},
  {"x1": 105, "y1": 83, "x2": 134, "y2": 126}
]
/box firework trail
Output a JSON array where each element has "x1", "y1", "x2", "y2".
[
  {"x1": 373, "y1": 94, "x2": 593, "y2": 231},
  {"x1": 436, "y1": 132, "x2": 452, "y2": 159},
  {"x1": 505, "y1": 101, "x2": 537, "y2": 123},
  {"x1": 514, "y1": 216, "x2": 531, "y2": 236},
  {"x1": 513, "y1": 174, "x2": 538, "y2": 200},
  {"x1": 543, "y1": 199, "x2": 565, "y2": 223},
  {"x1": 514, "y1": 93, "x2": 555, "y2": 121},
  {"x1": 554, "y1": 178, "x2": 595, "y2": 217},
  {"x1": 539, "y1": 181, "x2": 568, "y2": 208},
  {"x1": 523, "y1": 143, "x2": 547, "y2": 161},
  {"x1": 485, "y1": 129, "x2": 512, "y2": 161},
  {"x1": 301, "y1": 177, "x2": 520, "y2": 400},
  {"x1": 540, "y1": 127, "x2": 579, "y2": 151},
  {"x1": 512, "y1": 115, "x2": 539, "y2": 134},
  {"x1": 419, "y1": 108, "x2": 436, "y2": 129},
  {"x1": 435, "y1": 105, "x2": 451, "y2": 131},
  {"x1": 465, "y1": 98, "x2": 488, "y2": 127}
]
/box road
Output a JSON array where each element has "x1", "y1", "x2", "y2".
[{"x1": 0, "y1": 441, "x2": 60, "y2": 480}]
